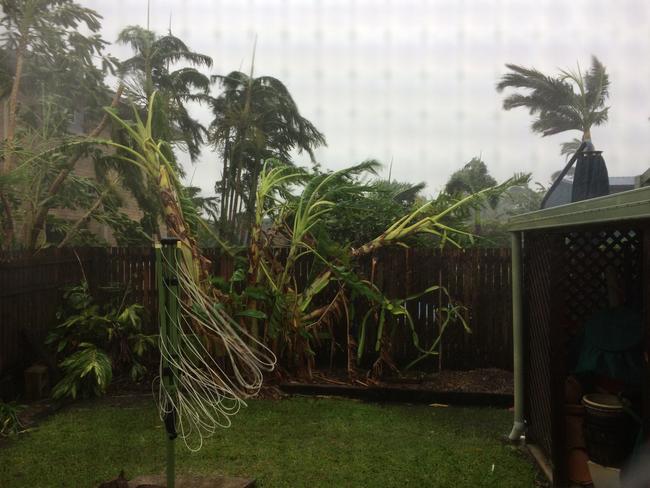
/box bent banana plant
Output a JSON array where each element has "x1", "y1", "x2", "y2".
[{"x1": 103, "y1": 92, "x2": 276, "y2": 451}]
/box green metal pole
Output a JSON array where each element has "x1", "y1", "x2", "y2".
[
  {"x1": 157, "y1": 238, "x2": 181, "y2": 487},
  {"x1": 508, "y1": 231, "x2": 526, "y2": 441}
]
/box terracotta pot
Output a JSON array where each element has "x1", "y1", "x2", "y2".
[
  {"x1": 566, "y1": 403, "x2": 592, "y2": 485},
  {"x1": 568, "y1": 448, "x2": 592, "y2": 485}
]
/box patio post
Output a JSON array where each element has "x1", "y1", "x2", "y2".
[{"x1": 508, "y1": 231, "x2": 526, "y2": 441}]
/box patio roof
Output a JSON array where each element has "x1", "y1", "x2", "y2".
[{"x1": 507, "y1": 186, "x2": 650, "y2": 232}]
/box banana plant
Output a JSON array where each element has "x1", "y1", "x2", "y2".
[
  {"x1": 356, "y1": 283, "x2": 469, "y2": 376},
  {"x1": 99, "y1": 93, "x2": 276, "y2": 449},
  {"x1": 240, "y1": 156, "x2": 525, "y2": 378},
  {"x1": 351, "y1": 174, "x2": 530, "y2": 257},
  {"x1": 242, "y1": 160, "x2": 379, "y2": 375}
]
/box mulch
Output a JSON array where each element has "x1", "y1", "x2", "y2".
[
  {"x1": 381, "y1": 368, "x2": 514, "y2": 395},
  {"x1": 294, "y1": 368, "x2": 513, "y2": 395}
]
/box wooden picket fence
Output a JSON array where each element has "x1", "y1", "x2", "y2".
[
  {"x1": 0, "y1": 246, "x2": 512, "y2": 377},
  {"x1": 347, "y1": 247, "x2": 513, "y2": 371}
]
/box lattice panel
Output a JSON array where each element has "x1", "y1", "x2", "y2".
[
  {"x1": 562, "y1": 228, "x2": 642, "y2": 326},
  {"x1": 524, "y1": 232, "x2": 556, "y2": 462}
]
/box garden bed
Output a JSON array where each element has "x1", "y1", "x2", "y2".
[
  {"x1": 382, "y1": 368, "x2": 513, "y2": 394},
  {"x1": 281, "y1": 368, "x2": 513, "y2": 406}
]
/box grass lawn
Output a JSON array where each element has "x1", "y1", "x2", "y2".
[{"x1": 0, "y1": 396, "x2": 537, "y2": 487}]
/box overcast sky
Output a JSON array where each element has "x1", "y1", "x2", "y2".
[{"x1": 85, "y1": 0, "x2": 650, "y2": 197}]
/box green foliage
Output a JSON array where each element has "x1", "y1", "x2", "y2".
[
  {"x1": 210, "y1": 69, "x2": 326, "y2": 240},
  {"x1": 236, "y1": 159, "x2": 526, "y2": 376},
  {"x1": 0, "y1": 401, "x2": 25, "y2": 436},
  {"x1": 51, "y1": 343, "x2": 112, "y2": 400},
  {"x1": 445, "y1": 158, "x2": 497, "y2": 196},
  {"x1": 0, "y1": 3, "x2": 152, "y2": 250},
  {"x1": 47, "y1": 281, "x2": 156, "y2": 400},
  {"x1": 117, "y1": 25, "x2": 213, "y2": 161},
  {"x1": 0, "y1": 0, "x2": 115, "y2": 129},
  {"x1": 2, "y1": 110, "x2": 137, "y2": 249},
  {"x1": 451, "y1": 182, "x2": 543, "y2": 247},
  {"x1": 320, "y1": 169, "x2": 427, "y2": 247}
]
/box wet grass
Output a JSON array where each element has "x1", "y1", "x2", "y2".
[{"x1": 0, "y1": 395, "x2": 537, "y2": 487}]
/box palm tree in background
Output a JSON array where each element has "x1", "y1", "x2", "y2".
[
  {"x1": 103, "y1": 26, "x2": 213, "y2": 237},
  {"x1": 209, "y1": 67, "x2": 326, "y2": 242},
  {"x1": 496, "y1": 56, "x2": 610, "y2": 156},
  {"x1": 117, "y1": 25, "x2": 213, "y2": 162}
]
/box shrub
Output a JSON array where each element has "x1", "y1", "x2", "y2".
[{"x1": 47, "y1": 281, "x2": 156, "y2": 400}]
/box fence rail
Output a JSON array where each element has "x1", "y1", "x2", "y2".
[{"x1": 0, "y1": 246, "x2": 512, "y2": 377}]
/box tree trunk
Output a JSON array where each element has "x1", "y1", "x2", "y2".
[
  {"x1": 57, "y1": 184, "x2": 113, "y2": 248},
  {"x1": 218, "y1": 140, "x2": 230, "y2": 234},
  {"x1": 0, "y1": 191, "x2": 14, "y2": 249},
  {"x1": 0, "y1": 35, "x2": 29, "y2": 247},
  {"x1": 246, "y1": 159, "x2": 261, "y2": 227},
  {"x1": 228, "y1": 163, "x2": 243, "y2": 240},
  {"x1": 4, "y1": 36, "x2": 27, "y2": 174}
]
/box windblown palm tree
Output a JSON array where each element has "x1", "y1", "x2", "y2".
[
  {"x1": 117, "y1": 25, "x2": 213, "y2": 162},
  {"x1": 209, "y1": 68, "x2": 326, "y2": 241},
  {"x1": 106, "y1": 26, "x2": 213, "y2": 237},
  {"x1": 496, "y1": 56, "x2": 610, "y2": 155}
]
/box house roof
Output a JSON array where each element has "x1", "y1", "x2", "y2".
[
  {"x1": 508, "y1": 186, "x2": 650, "y2": 232},
  {"x1": 610, "y1": 176, "x2": 636, "y2": 187}
]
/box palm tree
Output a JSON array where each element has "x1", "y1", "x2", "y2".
[
  {"x1": 107, "y1": 26, "x2": 213, "y2": 238},
  {"x1": 496, "y1": 56, "x2": 610, "y2": 155},
  {"x1": 117, "y1": 25, "x2": 213, "y2": 162},
  {"x1": 209, "y1": 68, "x2": 326, "y2": 241}
]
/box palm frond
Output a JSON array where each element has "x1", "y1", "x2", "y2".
[
  {"x1": 496, "y1": 57, "x2": 610, "y2": 145},
  {"x1": 584, "y1": 56, "x2": 609, "y2": 111},
  {"x1": 560, "y1": 138, "x2": 583, "y2": 157}
]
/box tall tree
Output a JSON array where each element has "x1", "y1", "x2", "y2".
[
  {"x1": 209, "y1": 69, "x2": 326, "y2": 242},
  {"x1": 0, "y1": 0, "x2": 108, "y2": 171},
  {"x1": 445, "y1": 158, "x2": 497, "y2": 195},
  {"x1": 109, "y1": 26, "x2": 214, "y2": 238},
  {"x1": 116, "y1": 25, "x2": 212, "y2": 162},
  {"x1": 496, "y1": 56, "x2": 610, "y2": 155},
  {"x1": 0, "y1": 0, "x2": 114, "y2": 248},
  {"x1": 445, "y1": 158, "x2": 499, "y2": 234}
]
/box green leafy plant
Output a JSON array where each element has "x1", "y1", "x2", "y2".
[
  {"x1": 232, "y1": 159, "x2": 525, "y2": 378},
  {"x1": 0, "y1": 401, "x2": 25, "y2": 436},
  {"x1": 52, "y1": 343, "x2": 112, "y2": 400},
  {"x1": 47, "y1": 281, "x2": 156, "y2": 400}
]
